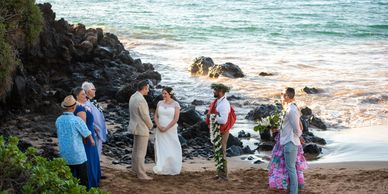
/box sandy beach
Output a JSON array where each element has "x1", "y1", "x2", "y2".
[
  {"x1": 1, "y1": 1, "x2": 387, "y2": 193},
  {"x1": 100, "y1": 156, "x2": 388, "y2": 194},
  {"x1": 98, "y1": 123, "x2": 388, "y2": 194}
]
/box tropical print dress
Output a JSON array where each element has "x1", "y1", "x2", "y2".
[{"x1": 268, "y1": 133, "x2": 308, "y2": 190}]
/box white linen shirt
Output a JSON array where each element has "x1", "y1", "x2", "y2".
[
  {"x1": 280, "y1": 103, "x2": 302, "y2": 146},
  {"x1": 215, "y1": 96, "x2": 231, "y2": 125}
]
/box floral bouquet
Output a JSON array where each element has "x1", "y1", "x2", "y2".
[
  {"x1": 253, "y1": 110, "x2": 282, "y2": 133},
  {"x1": 253, "y1": 101, "x2": 284, "y2": 133}
]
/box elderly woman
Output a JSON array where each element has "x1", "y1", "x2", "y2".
[
  {"x1": 72, "y1": 87, "x2": 101, "y2": 189},
  {"x1": 81, "y1": 81, "x2": 107, "y2": 158}
]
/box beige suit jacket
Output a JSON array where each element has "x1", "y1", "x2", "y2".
[{"x1": 128, "y1": 91, "x2": 153, "y2": 136}]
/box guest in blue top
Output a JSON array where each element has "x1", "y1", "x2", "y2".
[
  {"x1": 55, "y1": 95, "x2": 94, "y2": 187},
  {"x1": 72, "y1": 87, "x2": 101, "y2": 189},
  {"x1": 82, "y1": 81, "x2": 108, "y2": 158}
]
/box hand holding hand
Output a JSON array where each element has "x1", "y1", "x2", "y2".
[{"x1": 159, "y1": 127, "x2": 166, "y2": 132}]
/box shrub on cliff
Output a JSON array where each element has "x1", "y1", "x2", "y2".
[
  {"x1": 0, "y1": 23, "x2": 18, "y2": 98},
  {"x1": 0, "y1": 136, "x2": 106, "y2": 194},
  {"x1": 0, "y1": 0, "x2": 43, "y2": 44},
  {"x1": 0, "y1": 0, "x2": 43, "y2": 100}
]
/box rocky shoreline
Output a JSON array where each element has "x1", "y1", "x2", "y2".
[{"x1": 0, "y1": 3, "x2": 327, "y2": 167}]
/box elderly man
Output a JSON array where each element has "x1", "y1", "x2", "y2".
[
  {"x1": 55, "y1": 95, "x2": 95, "y2": 187},
  {"x1": 82, "y1": 81, "x2": 107, "y2": 158}
]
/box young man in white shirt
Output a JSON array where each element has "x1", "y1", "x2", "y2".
[{"x1": 280, "y1": 87, "x2": 303, "y2": 194}]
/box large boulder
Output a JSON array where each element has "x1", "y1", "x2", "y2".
[
  {"x1": 93, "y1": 45, "x2": 114, "y2": 59},
  {"x1": 208, "y1": 62, "x2": 244, "y2": 78},
  {"x1": 136, "y1": 70, "x2": 161, "y2": 85},
  {"x1": 303, "y1": 144, "x2": 322, "y2": 156},
  {"x1": 242, "y1": 145, "x2": 254, "y2": 154},
  {"x1": 259, "y1": 129, "x2": 272, "y2": 141},
  {"x1": 303, "y1": 133, "x2": 327, "y2": 145},
  {"x1": 227, "y1": 145, "x2": 243, "y2": 157},
  {"x1": 256, "y1": 142, "x2": 275, "y2": 152},
  {"x1": 115, "y1": 83, "x2": 137, "y2": 103},
  {"x1": 259, "y1": 72, "x2": 274, "y2": 76},
  {"x1": 227, "y1": 134, "x2": 243, "y2": 148},
  {"x1": 238, "y1": 130, "x2": 251, "y2": 138},
  {"x1": 300, "y1": 107, "x2": 327, "y2": 130},
  {"x1": 118, "y1": 50, "x2": 134, "y2": 65},
  {"x1": 178, "y1": 106, "x2": 203, "y2": 126},
  {"x1": 77, "y1": 40, "x2": 94, "y2": 55},
  {"x1": 301, "y1": 107, "x2": 313, "y2": 116},
  {"x1": 180, "y1": 121, "x2": 209, "y2": 140},
  {"x1": 303, "y1": 86, "x2": 322, "y2": 94},
  {"x1": 191, "y1": 99, "x2": 205, "y2": 106},
  {"x1": 189, "y1": 56, "x2": 214, "y2": 75},
  {"x1": 11, "y1": 75, "x2": 27, "y2": 106},
  {"x1": 245, "y1": 103, "x2": 282, "y2": 121},
  {"x1": 310, "y1": 116, "x2": 327, "y2": 130}
]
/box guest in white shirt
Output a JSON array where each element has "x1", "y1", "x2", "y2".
[{"x1": 280, "y1": 87, "x2": 303, "y2": 194}]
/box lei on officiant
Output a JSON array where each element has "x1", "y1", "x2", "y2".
[{"x1": 206, "y1": 83, "x2": 236, "y2": 180}]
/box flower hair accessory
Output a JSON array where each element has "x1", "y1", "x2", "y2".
[{"x1": 169, "y1": 90, "x2": 174, "y2": 95}]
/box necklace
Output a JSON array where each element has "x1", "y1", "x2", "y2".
[{"x1": 164, "y1": 99, "x2": 173, "y2": 104}]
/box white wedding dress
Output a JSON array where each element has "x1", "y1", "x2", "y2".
[{"x1": 153, "y1": 100, "x2": 182, "y2": 175}]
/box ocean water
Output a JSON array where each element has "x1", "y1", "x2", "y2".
[{"x1": 37, "y1": 0, "x2": 388, "y2": 161}]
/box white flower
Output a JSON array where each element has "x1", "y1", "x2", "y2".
[{"x1": 257, "y1": 116, "x2": 271, "y2": 127}]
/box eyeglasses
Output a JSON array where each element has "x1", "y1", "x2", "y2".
[{"x1": 91, "y1": 88, "x2": 96, "y2": 91}]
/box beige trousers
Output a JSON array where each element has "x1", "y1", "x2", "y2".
[
  {"x1": 219, "y1": 130, "x2": 230, "y2": 178},
  {"x1": 132, "y1": 135, "x2": 149, "y2": 178}
]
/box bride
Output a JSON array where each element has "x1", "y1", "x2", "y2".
[{"x1": 153, "y1": 87, "x2": 182, "y2": 175}]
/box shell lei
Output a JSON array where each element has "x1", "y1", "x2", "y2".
[{"x1": 210, "y1": 114, "x2": 226, "y2": 175}]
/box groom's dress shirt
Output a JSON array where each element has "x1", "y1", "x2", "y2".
[
  {"x1": 215, "y1": 96, "x2": 230, "y2": 125},
  {"x1": 280, "y1": 103, "x2": 302, "y2": 146}
]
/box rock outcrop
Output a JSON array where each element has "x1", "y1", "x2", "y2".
[{"x1": 189, "y1": 56, "x2": 244, "y2": 79}]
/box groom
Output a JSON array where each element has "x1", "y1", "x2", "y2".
[{"x1": 128, "y1": 80, "x2": 153, "y2": 180}]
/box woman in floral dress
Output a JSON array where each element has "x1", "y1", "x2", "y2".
[{"x1": 268, "y1": 131, "x2": 308, "y2": 190}]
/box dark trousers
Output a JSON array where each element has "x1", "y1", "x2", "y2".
[{"x1": 69, "y1": 162, "x2": 88, "y2": 187}]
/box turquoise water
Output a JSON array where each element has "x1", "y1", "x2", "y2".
[
  {"x1": 40, "y1": 0, "x2": 388, "y2": 43},
  {"x1": 38, "y1": 0, "x2": 388, "y2": 161}
]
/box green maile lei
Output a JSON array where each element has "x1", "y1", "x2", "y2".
[{"x1": 209, "y1": 114, "x2": 227, "y2": 175}]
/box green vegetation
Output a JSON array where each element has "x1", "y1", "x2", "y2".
[
  {"x1": 0, "y1": 136, "x2": 107, "y2": 193},
  {"x1": 0, "y1": 0, "x2": 43, "y2": 99},
  {"x1": 0, "y1": 23, "x2": 17, "y2": 98},
  {"x1": 253, "y1": 107, "x2": 282, "y2": 133},
  {"x1": 0, "y1": 0, "x2": 43, "y2": 44}
]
